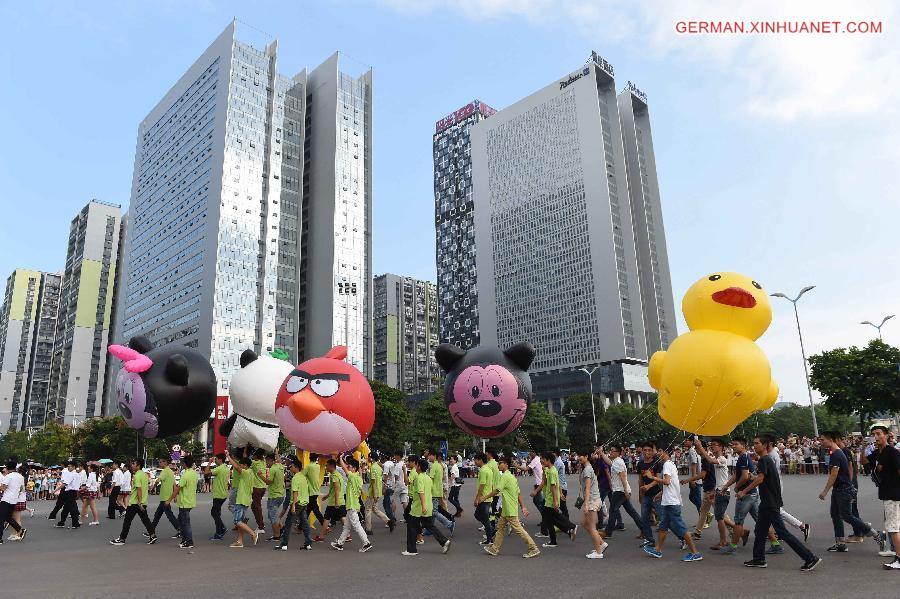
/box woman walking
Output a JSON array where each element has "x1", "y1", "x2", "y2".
[{"x1": 80, "y1": 464, "x2": 101, "y2": 525}]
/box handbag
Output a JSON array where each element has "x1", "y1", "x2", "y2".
[{"x1": 574, "y1": 496, "x2": 584, "y2": 509}]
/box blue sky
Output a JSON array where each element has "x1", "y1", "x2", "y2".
[{"x1": 1, "y1": 1, "x2": 897, "y2": 412}]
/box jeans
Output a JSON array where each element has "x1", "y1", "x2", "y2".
[
  {"x1": 734, "y1": 494, "x2": 759, "y2": 526},
  {"x1": 432, "y1": 498, "x2": 452, "y2": 528},
  {"x1": 540, "y1": 505, "x2": 575, "y2": 545},
  {"x1": 280, "y1": 504, "x2": 312, "y2": 548},
  {"x1": 406, "y1": 515, "x2": 447, "y2": 553},
  {"x1": 383, "y1": 488, "x2": 395, "y2": 521},
  {"x1": 657, "y1": 504, "x2": 688, "y2": 538},
  {"x1": 641, "y1": 494, "x2": 660, "y2": 543},
  {"x1": 490, "y1": 515, "x2": 537, "y2": 553},
  {"x1": 211, "y1": 497, "x2": 227, "y2": 536},
  {"x1": 475, "y1": 502, "x2": 496, "y2": 542},
  {"x1": 151, "y1": 501, "x2": 180, "y2": 533},
  {"x1": 830, "y1": 486, "x2": 871, "y2": 539},
  {"x1": 448, "y1": 486, "x2": 462, "y2": 514},
  {"x1": 753, "y1": 506, "x2": 814, "y2": 562},
  {"x1": 688, "y1": 484, "x2": 702, "y2": 514},
  {"x1": 59, "y1": 490, "x2": 80, "y2": 526},
  {"x1": 119, "y1": 504, "x2": 154, "y2": 540},
  {"x1": 605, "y1": 491, "x2": 644, "y2": 537},
  {"x1": 267, "y1": 497, "x2": 284, "y2": 527},
  {"x1": 178, "y1": 507, "x2": 192, "y2": 544}
]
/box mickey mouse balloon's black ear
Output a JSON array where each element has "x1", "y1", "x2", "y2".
[
  {"x1": 239, "y1": 349, "x2": 258, "y2": 368},
  {"x1": 504, "y1": 342, "x2": 536, "y2": 372},
  {"x1": 128, "y1": 335, "x2": 154, "y2": 354},
  {"x1": 435, "y1": 344, "x2": 466, "y2": 373},
  {"x1": 165, "y1": 354, "x2": 190, "y2": 386}
]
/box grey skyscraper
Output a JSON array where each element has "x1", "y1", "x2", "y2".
[
  {"x1": 47, "y1": 200, "x2": 122, "y2": 425},
  {"x1": 433, "y1": 100, "x2": 496, "y2": 350},
  {"x1": 23, "y1": 272, "x2": 61, "y2": 428},
  {"x1": 114, "y1": 22, "x2": 372, "y2": 402},
  {"x1": 373, "y1": 274, "x2": 439, "y2": 395},
  {"x1": 471, "y1": 53, "x2": 674, "y2": 411}
]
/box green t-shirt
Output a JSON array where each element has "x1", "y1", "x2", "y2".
[
  {"x1": 303, "y1": 462, "x2": 321, "y2": 497},
  {"x1": 130, "y1": 470, "x2": 149, "y2": 506},
  {"x1": 408, "y1": 469, "x2": 418, "y2": 488},
  {"x1": 498, "y1": 471, "x2": 520, "y2": 517},
  {"x1": 410, "y1": 471, "x2": 433, "y2": 517},
  {"x1": 211, "y1": 464, "x2": 230, "y2": 500},
  {"x1": 177, "y1": 468, "x2": 198, "y2": 509},
  {"x1": 267, "y1": 463, "x2": 285, "y2": 499},
  {"x1": 235, "y1": 467, "x2": 254, "y2": 507},
  {"x1": 346, "y1": 471, "x2": 363, "y2": 511},
  {"x1": 158, "y1": 467, "x2": 175, "y2": 501},
  {"x1": 487, "y1": 459, "x2": 500, "y2": 488},
  {"x1": 291, "y1": 472, "x2": 309, "y2": 506},
  {"x1": 543, "y1": 465, "x2": 559, "y2": 508},
  {"x1": 327, "y1": 471, "x2": 345, "y2": 507},
  {"x1": 429, "y1": 460, "x2": 443, "y2": 497},
  {"x1": 369, "y1": 462, "x2": 383, "y2": 498},
  {"x1": 477, "y1": 465, "x2": 493, "y2": 503},
  {"x1": 251, "y1": 459, "x2": 267, "y2": 489}
]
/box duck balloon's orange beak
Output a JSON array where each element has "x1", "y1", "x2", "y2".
[
  {"x1": 287, "y1": 388, "x2": 326, "y2": 423},
  {"x1": 712, "y1": 287, "x2": 757, "y2": 309}
]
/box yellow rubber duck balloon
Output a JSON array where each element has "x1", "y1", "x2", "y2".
[{"x1": 649, "y1": 272, "x2": 779, "y2": 436}]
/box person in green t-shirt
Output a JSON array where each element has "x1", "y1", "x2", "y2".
[
  {"x1": 262, "y1": 454, "x2": 286, "y2": 542},
  {"x1": 331, "y1": 456, "x2": 372, "y2": 552},
  {"x1": 277, "y1": 457, "x2": 313, "y2": 551},
  {"x1": 485, "y1": 450, "x2": 501, "y2": 513},
  {"x1": 149, "y1": 458, "x2": 181, "y2": 537},
  {"x1": 484, "y1": 456, "x2": 539, "y2": 558},
  {"x1": 110, "y1": 459, "x2": 157, "y2": 546},
  {"x1": 169, "y1": 456, "x2": 198, "y2": 548},
  {"x1": 426, "y1": 449, "x2": 455, "y2": 534},
  {"x1": 302, "y1": 454, "x2": 325, "y2": 525},
  {"x1": 364, "y1": 458, "x2": 391, "y2": 534},
  {"x1": 249, "y1": 449, "x2": 267, "y2": 533},
  {"x1": 316, "y1": 459, "x2": 346, "y2": 542},
  {"x1": 530, "y1": 452, "x2": 576, "y2": 548},
  {"x1": 403, "y1": 458, "x2": 451, "y2": 556},
  {"x1": 225, "y1": 451, "x2": 260, "y2": 548},
  {"x1": 204, "y1": 453, "x2": 230, "y2": 539},
  {"x1": 473, "y1": 453, "x2": 496, "y2": 544}
]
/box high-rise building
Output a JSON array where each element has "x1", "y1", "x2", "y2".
[
  {"x1": 471, "y1": 53, "x2": 675, "y2": 411},
  {"x1": 47, "y1": 200, "x2": 122, "y2": 425},
  {"x1": 433, "y1": 100, "x2": 496, "y2": 350},
  {"x1": 0, "y1": 270, "x2": 60, "y2": 432},
  {"x1": 373, "y1": 274, "x2": 439, "y2": 395},
  {"x1": 114, "y1": 22, "x2": 372, "y2": 401},
  {"x1": 617, "y1": 82, "x2": 677, "y2": 356}
]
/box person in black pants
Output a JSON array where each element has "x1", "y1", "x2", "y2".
[
  {"x1": 110, "y1": 459, "x2": 157, "y2": 546},
  {"x1": 57, "y1": 462, "x2": 81, "y2": 528},
  {"x1": 598, "y1": 445, "x2": 644, "y2": 538},
  {"x1": 739, "y1": 433, "x2": 821, "y2": 571},
  {"x1": 404, "y1": 459, "x2": 450, "y2": 555},
  {"x1": 533, "y1": 452, "x2": 576, "y2": 547},
  {"x1": 473, "y1": 453, "x2": 496, "y2": 543}
]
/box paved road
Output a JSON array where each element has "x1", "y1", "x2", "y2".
[{"x1": 1, "y1": 472, "x2": 896, "y2": 598}]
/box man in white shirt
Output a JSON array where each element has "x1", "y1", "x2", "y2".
[
  {"x1": 117, "y1": 463, "x2": 132, "y2": 514},
  {"x1": 56, "y1": 461, "x2": 82, "y2": 528},
  {"x1": 381, "y1": 455, "x2": 396, "y2": 523},
  {"x1": 643, "y1": 446, "x2": 701, "y2": 561},
  {"x1": 598, "y1": 445, "x2": 644, "y2": 539},
  {"x1": 527, "y1": 451, "x2": 546, "y2": 537},
  {"x1": 109, "y1": 465, "x2": 124, "y2": 518},
  {"x1": 1, "y1": 461, "x2": 27, "y2": 542},
  {"x1": 448, "y1": 455, "x2": 463, "y2": 517}
]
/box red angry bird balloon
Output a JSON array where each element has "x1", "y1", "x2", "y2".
[{"x1": 275, "y1": 346, "x2": 375, "y2": 455}]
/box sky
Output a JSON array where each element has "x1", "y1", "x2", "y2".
[{"x1": 0, "y1": 1, "x2": 897, "y2": 410}]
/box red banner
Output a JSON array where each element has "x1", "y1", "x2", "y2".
[{"x1": 213, "y1": 395, "x2": 229, "y2": 454}]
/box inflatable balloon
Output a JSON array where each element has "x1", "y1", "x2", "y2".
[
  {"x1": 649, "y1": 272, "x2": 779, "y2": 436},
  {"x1": 275, "y1": 346, "x2": 374, "y2": 455},
  {"x1": 108, "y1": 336, "x2": 217, "y2": 438},
  {"x1": 219, "y1": 350, "x2": 293, "y2": 452},
  {"x1": 435, "y1": 342, "x2": 535, "y2": 439}
]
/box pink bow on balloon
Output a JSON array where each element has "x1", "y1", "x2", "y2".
[{"x1": 108, "y1": 345, "x2": 153, "y2": 373}]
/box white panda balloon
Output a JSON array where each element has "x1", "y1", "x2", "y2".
[{"x1": 220, "y1": 349, "x2": 293, "y2": 452}]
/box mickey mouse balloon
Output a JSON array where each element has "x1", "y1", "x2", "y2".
[
  {"x1": 108, "y1": 336, "x2": 217, "y2": 438},
  {"x1": 435, "y1": 342, "x2": 536, "y2": 439}
]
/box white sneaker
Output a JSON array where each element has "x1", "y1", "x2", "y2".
[
  {"x1": 89, "y1": 521, "x2": 100, "y2": 526},
  {"x1": 879, "y1": 549, "x2": 897, "y2": 557},
  {"x1": 401, "y1": 550, "x2": 418, "y2": 556},
  {"x1": 586, "y1": 550, "x2": 604, "y2": 559},
  {"x1": 599, "y1": 541, "x2": 609, "y2": 555},
  {"x1": 256, "y1": 528, "x2": 266, "y2": 535}
]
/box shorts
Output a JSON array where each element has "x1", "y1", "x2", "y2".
[
  {"x1": 585, "y1": 498, "x2": 602, "y2": 512},
  {"x1": 119, "y1": 491, "x2": 131, "y2": 497},
  {"x1": 324, "y1": 505, "x2": 347, "y2": 525},
  {"x1": 713, "y1": 493, "x2": 730, "y2": 521},
  {"x1": 734, "y1": 493, "x2": 759, "y2": 525},
  {"x1": 233, "y1": 504, "x2": 248, "y2": 525},
  {"x1": 15, "y1": 502, "x2": 27, "y2": 511},
  {"x1": 267, "y1": 497, "x2": 284, "y2": 524},
  {"x1": 884, "y1": 500, "x2": 900, "y2": 533},
  {"x1": 657, "y1": 504, "x2": 688, "y2": 538},
  {"x1": 78, "y1": 488, "x2": 89, "y2": 498}
]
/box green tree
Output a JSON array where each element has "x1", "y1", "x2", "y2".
[
  {"x1": 28, "y1": 422, "x2": 76, "y2": 465},
  {"x1": 367, "y1": 380, "x2": 412, "y2": 453},
  {"x1": 810, "y1": 339, "x2": 900, "y2": 430},
  {"x1": 74, "y1": 416, "x2": 139, "y2": 462},
  {"x1": 508, "y1": 402, "x2": 566, "y2": 454},
  {"x1": 408, "y1": 390, "x2": 469, "y2": 453},
  {"x1": 0, "y1": 430, "x2": 31, "y2": 463},
  {"x1": 563, "y1": 394, "x2": 613, "y2": 452}
]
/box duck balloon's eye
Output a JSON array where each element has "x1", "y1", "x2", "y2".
[
  {"x1": 708, "y1": 274, "x2": 722, "y2": 281},
  {"x1": 752, "y1": 281, "x2": 762, "y2": 290},
  {"x1": 471, "y1": 386, "x2": 480, "y2": 399}
]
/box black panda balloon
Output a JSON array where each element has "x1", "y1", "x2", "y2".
[
  {"x1": 435, "y1": 342, "x2": 536, "y2": 439},
  {"x1": 108, "y1": 336, "x2": 217, "y2": 438}
]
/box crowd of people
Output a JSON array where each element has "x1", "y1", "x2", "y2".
[{"x1": 2, "y1": 427, "x2": 899, "y2": 572}]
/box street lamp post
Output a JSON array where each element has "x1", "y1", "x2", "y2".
[
  {"x1": 860, "y1": 315, "x2": 895, "y2": 340},
  {"x1": 553, "y1": 408, "x2": 578, "y2": 448},
  {"x1": 67, "y1": 397, "x2": 79, "y2": 428},
  {"x1": 771, "y1": 286, "x2": 819, "y2": 438},
  {"x1": 578, "y1": 366, "x2": 601, "y2": 443}
]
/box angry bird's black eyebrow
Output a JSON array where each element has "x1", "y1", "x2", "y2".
[{"x1": 289, "y1": 369, "x2": 350, "y2": 382}]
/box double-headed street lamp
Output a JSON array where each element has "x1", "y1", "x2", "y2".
[
  {"x1": 771, "y1": 286, "x2": 818, "y2": 438},
  {"x1": 554, "y1": 408, "x2": 578, "y2": 448},
  {"x1": 579, "y1": 366, "x2": 600, "y2": 443},
  {"x1": 861, "y1": 315, "x2": 895, "y2": 340},
  {"x1": 67, "y1": 397, "x2": 79, "y2": 428}
]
